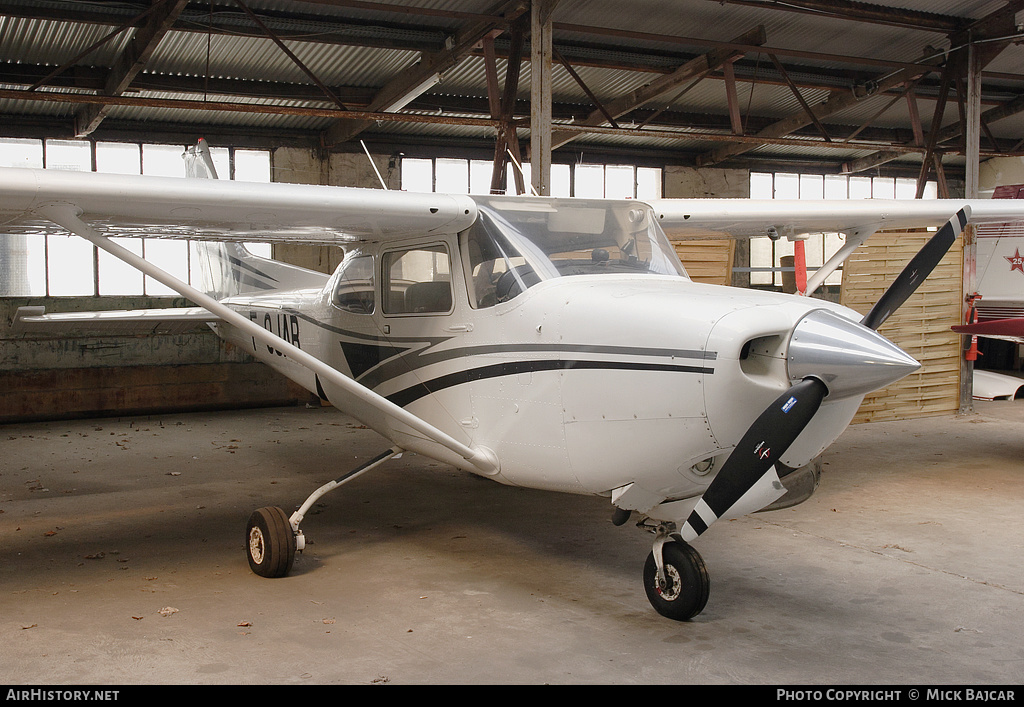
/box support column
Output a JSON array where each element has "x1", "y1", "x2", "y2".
[
  {"x1": 960, "y1": 40, "x2": 982, "y2": 415},
  {"x1": 530, "y1": 0, "x2": 556, "y2": 196}
]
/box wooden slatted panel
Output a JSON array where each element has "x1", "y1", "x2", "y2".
[
  {"x1": 672, "y1": 238, "x2": 735, "y2": 285},
  {"x1": 841, "y1": 230, "x2": 963, "y2": 423}
]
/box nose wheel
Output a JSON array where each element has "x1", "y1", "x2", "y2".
[{"x1": 643, "y1": 533, "x2": 710, "y2": 621}]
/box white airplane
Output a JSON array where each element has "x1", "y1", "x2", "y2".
[
  {"x1": 6, "y1": 141, "x2": 1024, "y2": 621},
  {"x1": 953, "y1": 196, "x2": 1024, "y2": 344},
  {"x1": 948, "y1": 188, "x2": 1024, "y2": 400}
]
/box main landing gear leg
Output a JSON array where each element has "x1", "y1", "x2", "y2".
[
  {"x1": 246, "y1": 446, "x2": 403, "y2": 578},
  {"x1": 641, "y1": 522, "x2": 710, "y2": 621}
]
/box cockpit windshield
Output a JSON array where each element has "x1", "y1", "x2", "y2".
[{"x1": 461, "y1": 195, "x2": 688, "y2": 308}]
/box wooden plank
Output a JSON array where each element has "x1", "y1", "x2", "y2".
[
  {"x1": 841, "y1": 229, "x2": 963, "y2": 423},
  {"x1": 672, "y1": 238, "x2": 735, "y2": 285}
]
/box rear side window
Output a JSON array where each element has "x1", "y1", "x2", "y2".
[{"x1": 331, "y1": 254, "x2": 375, "y2": 314}]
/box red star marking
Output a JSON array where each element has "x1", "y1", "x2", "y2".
[{"x1": 1007, "y1": 249, "x2": 1024, "y2": 274}]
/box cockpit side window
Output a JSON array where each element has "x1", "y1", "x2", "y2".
[
  {"x1": 382, "y1": 244, "x2": 453, "y2": 315},
  {"x1": 331, "y1": 254, "x2": 375, "y2": 314}
]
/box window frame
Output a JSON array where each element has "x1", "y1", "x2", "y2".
[
  {"x1": 380, "y1": 242, "x2": 455, "y2": 317},
  {"x1": 0, "y1": 137, "x2": 271, "y2": 298}
]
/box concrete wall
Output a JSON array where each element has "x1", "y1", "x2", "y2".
[
  {"x1": 980, "y1": 156, "x2": 1024, "y2": 194},
  {"x1": 663, "y1": 165, "x2": 751, "y2": 287},
  {"x1": 663, "y1": 165, "x2": 749, "y2": 199},
  {"x1": 1, "y1": 148, "x2": 392, "y2": 423},
  {"x1": 0, "y1": 296, "x2": 312, "y2": 423},
  {"x1": 272, "y1": 147, "x2": 399, "y2": 274}
]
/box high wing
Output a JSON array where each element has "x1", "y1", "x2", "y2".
[
  {"x1": 8, "y1": 166, "x2": 1024, "y2": 247},
  {"x1": 6, "y1": 165, "x2": 1024, "y2": 246},
  {"x1": 651, "y1": 197, "x2": 1024, "y2": 294},
  {"x1": 0, "y1": 165, "x2": 477, "y2": 244},
  {"x1": 650, "y1": 197, "x2": 1024, "y2": 240}
]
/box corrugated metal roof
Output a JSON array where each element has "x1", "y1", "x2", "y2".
[{"x1": 0, "y1": 0, "x2": 1019, "y2": 172}]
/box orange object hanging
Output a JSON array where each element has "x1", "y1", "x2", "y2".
[{"x1": 793, "y1": 239, "x2": 807, "y2": 295}]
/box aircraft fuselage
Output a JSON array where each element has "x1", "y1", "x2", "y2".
[{"x1": 218, "y1": 248, "x2": 868, "y2": 521}]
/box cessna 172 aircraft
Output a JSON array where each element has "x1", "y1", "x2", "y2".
[{"x1": 5, "y1": 140, "x2": 1024, "y2": 620}]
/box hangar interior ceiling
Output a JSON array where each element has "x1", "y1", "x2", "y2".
[{"x1": 0, "y1": 0, "x2": 1022, "y2": 188}]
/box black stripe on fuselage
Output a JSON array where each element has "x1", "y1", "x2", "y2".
[
  {"x1": 385, "y1": 358, "x2": 714, "y2": 408},
  {"x1": 360, "y1": 342, "x2": 714, "y2": 390}
]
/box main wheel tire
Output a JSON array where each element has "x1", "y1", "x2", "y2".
[
  {"x1": 643, "y1": 540, "x2": 710, "y2": 621},
  {"x1": 246, "y1": 506, "x2": 296, "y2": 578}
]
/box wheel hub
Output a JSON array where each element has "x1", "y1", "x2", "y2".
[
  {"x1": 657, "y1": 565, "x2": 682, "y2": 601},
  {"x1": 249, "y1": 526, "x2": 266, "y2": 564}
]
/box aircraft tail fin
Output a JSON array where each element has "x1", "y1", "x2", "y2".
[
  {"x1": 184, "y1": 138, "x2": 219, "y2": 179},
  {"x1": 192, "y1": 241, "x2": 329, "y2": 300},
  {"x1": 183, "y1": 140, "x2": 330, "y2": 299}
]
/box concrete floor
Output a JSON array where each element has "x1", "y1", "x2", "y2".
[{"x1": 2, "y1": 400, "x2": 1023, "y2": 685}]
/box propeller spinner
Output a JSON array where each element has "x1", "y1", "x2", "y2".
[{"x1": 680, "y1": 206, "x2": 970, "y2": 542}]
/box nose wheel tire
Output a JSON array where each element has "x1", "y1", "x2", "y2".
[
  {"x1": 246, "y1": 506, "x2": 296, "y2": 578},
  {"x1": 643, "y1": 540, "x2": 710, "y2": 621}
]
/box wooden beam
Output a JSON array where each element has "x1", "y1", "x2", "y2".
[
  {"x1": 554, "y1": 47, "x2": 619, "y2": 129},
  {"x1": 722, "y1": 58, "x2": 744, "y2": 135},
  {"x1": 321, "y1": 0, "x2": 528, "y2": 147},
  {"x1": 697, "y1": 54, "x2": 937, "y2": 167},
  {"x1": 551, "y1": 25, "x2": 766, "y2": 150},
  {"x1": 915, "y1": 60, "x2": 954, "y2": 198},
  {"x1": 485, "y1": 18, "x2": 526, "y2": 195},
  {"x1": 767, "y1": 53, "x2": 830, "y2": 141},
  {"x1": 74, "y1": 0, "x2": 190, "y2": 137},
  {"x1": 906, "y1": 80, "x2": 925, "y2": 146},
  {"x1": 933, "y1": 153, "x2": 949, "y2": 198}
]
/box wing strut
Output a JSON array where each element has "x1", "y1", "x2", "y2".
[
  {"x1": 802, "y1": 227, "x2": 877, "y2": 297},
  {"x1": 40, "y1": 205, "x2": 499, "y2": 476}
]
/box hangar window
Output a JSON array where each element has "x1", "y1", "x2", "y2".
[
  {"x1": 746, "y1": 171, "x2": 937, "y2": 289},
  {"x1": 401, "y1": 157, "x2": 661, "y2": 200},
  {"x1": 0, "y1": 137, "x2": 271, "y2": 297}
]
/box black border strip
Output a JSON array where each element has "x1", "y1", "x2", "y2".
[{"x1": 385, "y1": 359, "x2": 713, "y2": 408}]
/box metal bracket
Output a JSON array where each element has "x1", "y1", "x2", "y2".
[{"x1": 650, "y1": 523, "x2": 681, "y2": 589}]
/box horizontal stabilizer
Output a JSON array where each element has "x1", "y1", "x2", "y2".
[
  {"x1": 952, "y1": 317, "x2": 1024, "y2": 340},
  {"x1": 11, "y1": 306, "x2": 217, "y2": 337}
]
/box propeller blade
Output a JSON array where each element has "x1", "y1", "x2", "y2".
[
  {"x1": 680, "y1": 377, "x2": 828, "y2": 542},
  {"x1": 860, "y1": 207, "x2": 970, "y2": 331}
]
